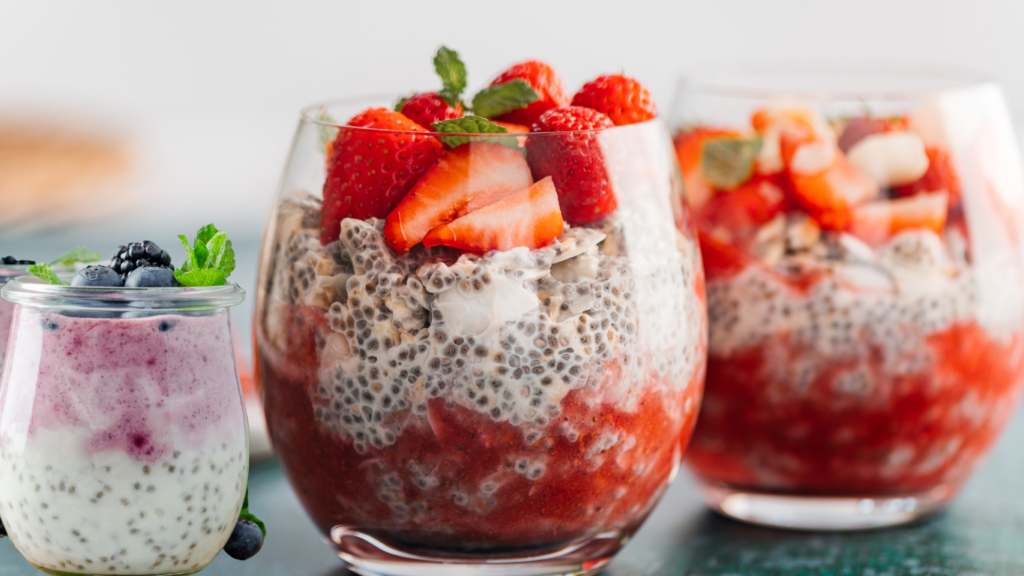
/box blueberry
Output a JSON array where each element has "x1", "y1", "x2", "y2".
[
  {"x1": 71, "y1": 265, "x2": 124, "y2": 287},
  {"x1": 1, "y1": 256, "x2": 33, "y2": 265},
  {"x1": 0, "y1": 515, "x2": 6, "y2": 537},
  {"x1": 223, "y1": 519, "x2": 263, "y2": 560},
  {"x1": 125, "y1": 267, "x2": 178, "y2": 288}
]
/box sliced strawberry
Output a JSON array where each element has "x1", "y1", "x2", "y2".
[
  {"x1": 383, "y1": 141, "x2": 533, "y2": 251},
  {"x1": 490, "y1": 60, "x2": 570, "y2": 127},
  {"x1": 571, "y1": 74, "x2": 657, "y2": 126},
  {"x1": 525, "y1": 106, "x2": 617, "y2": 225},
  {"x1": 787, "y1": 143, "x2": 878, "y2": 230},
  {"x1": 491, "y1": 121, "x2": 530, "y2": 134},
  {"x1": 848, "y1": 191, "x2": 949, "y2": 246},
  {"x1": 399, "y1": 93, "x2": 464, "y2": 130},
  {"x1": 892, "y1": 146, "x2": 962, "y2": 203},
  {"x1": 696, "y1": 175, "x2": 785, "y2": 245},
  {"x1": 320, "y1": 108, "x2": 443, "y2": 245},
  {"x1": 697, "y1": 229, "x2": 750, "y2": 280},
  {"x1": 838, "y1": 115, "x2": 907, "y2": 153},
  {"x1": 752, "y1": 107, "x2": 833, "y2": 175},
  {"x1": 673, "y1": 127, "x2": 744, "y2": 209},
  {"x1": 423, "y1": 177, "x2": 564, "y2": 252}
]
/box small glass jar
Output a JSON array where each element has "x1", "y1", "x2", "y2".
[
  {"x1": 671, "y1": 65, "x2": 1024, "y2": 529},
  {"x1": 0, "y1": 276, "x2": 248, "y2": 576},
  {"x1": 254, "y1": 99, "x2": 707, "y2": 575},
  {"x1": 0, "y1": 265, "x2": 28, "y2": 376}
]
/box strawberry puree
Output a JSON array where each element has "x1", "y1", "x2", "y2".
[
  {"x1": 260, "y1": 339, "x2": 701, "y2": 550},
  {"x1": 688, "y1": 321, "x2": 1024, "y2": 493}
]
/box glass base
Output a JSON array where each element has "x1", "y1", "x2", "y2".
[
  {"x1": 330, "y1": 526, "x2": 623, "y2": 576},
  {"x1": 699, "y1": 481, "x2": 957, "y2": 531},
  {"x1": 32, "y1": 566, "x2": 203, "y2": 576}
]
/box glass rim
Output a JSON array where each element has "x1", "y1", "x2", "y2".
[
  {"x1": 675, "y1": 60, "x2": 995, "y2": 101},
  {"x1": 1, "y1": 274, "x2": 246, "y2": 312},
  {"x1": 299, "y1": 95, "x2": 660, "y2": 136}
]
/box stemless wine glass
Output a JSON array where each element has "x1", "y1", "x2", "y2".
[
  {"x1": 0, "y1": 277, "x2": 249, "y2": 575},
  {"x1": 670, "y1": 65, "x2": 1024, "y2": 529},
  {"x1": 254, "y1": 99, "x2": 707, "y2": 575}
]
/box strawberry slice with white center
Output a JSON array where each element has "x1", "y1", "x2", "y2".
[
  {"x1": 422, "y1": 177, "x2": 564, "y2": 252},
  {"x1": 848, "y1": 191, "x2": 949, "y2": 246},
  {"x1": 383, "y1": 141, "x2": 533, "y2": 251}
]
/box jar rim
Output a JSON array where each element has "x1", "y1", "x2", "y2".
[
  {"x1": 675, "y1": 60, "x2": 994, "y2": 101},
  {"x1": 1, "y1": 274, "x2": 245, "y2": 312}
]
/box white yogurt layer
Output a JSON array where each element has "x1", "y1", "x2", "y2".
[{"x1": 0, "y1": 427, "x2": 247, "y2": 575}]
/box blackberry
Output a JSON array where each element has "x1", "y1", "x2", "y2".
[
  {"x1": 110, "y1": 241, "x2": 172, "y2": 278},
  {"x1": 1, "y1": 256, "x2": 35, "y2": 265}
]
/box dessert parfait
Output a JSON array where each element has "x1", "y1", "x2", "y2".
[
  {"x1": 0, "y1": 229, "x2": 265, "y2": 576},
  {"x1": 673, "y1": 70, "x2": 1024, "y2": 528},
  {"x1": 255, "y1": 48, "x2": 706, "y2": 574}
]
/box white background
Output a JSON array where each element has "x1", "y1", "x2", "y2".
[{"x1": 2, "y1": 0, "x2": 1023, "y2": 237}]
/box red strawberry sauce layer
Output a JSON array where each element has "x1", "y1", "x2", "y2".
[
  {"x1": 260, "y1": 327, "x2": 701, "y2": 550},
  {"x1": 688, "y1": 287, "x2": 1024, "y2": 495}
]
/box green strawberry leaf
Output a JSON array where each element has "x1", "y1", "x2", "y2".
[
  {"x1": 702, "y1": 136, "x2": 763, "y2": 190},
  {"x1": 434, "y1": 46, "x2": 467, "y2": 107},
  {"x1": 239, "y1": 489, "x2": 266, "y2": 539},
  {"x1": 174, "y1": 269, "x2": 226, "y2": 287},
  {"x1": 28, "y1": 264, "x2": 69, "y2": 286},
  {"x1": 49, "y1": 247, "x2": 101, "y2": 267},
  {"x1": 394, "y1": 95, "x2": 411, "y2": 113},
  {"x1": 471, "y1": 79, "x2": 539, "y2": 119},
  {"x1": 431, "y1": 116, "x2": 520, "y2": 150}
]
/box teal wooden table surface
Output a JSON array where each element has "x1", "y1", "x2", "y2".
[{"x1": 2, "y1": 402, "x2": 1021, "y2": 576}]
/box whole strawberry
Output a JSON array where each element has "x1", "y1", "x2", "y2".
[
  {"x1": 399, "y1": 92, "x2": 464, "y2": 130},
  {"x1": 525, "y1": 106, "x2": 617, "y2": 225},
  {"x1": 490, "y1": 61, "x2": 570, "y2": 127},
  {"x1": 320, "y1": 108, "x2": 443, "y2": 245},
  {"x1": 571, "y1": 75, "x2": 657, "y2": 126}
]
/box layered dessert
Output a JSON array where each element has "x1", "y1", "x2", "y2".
[
  {"x1": 256, "y1": 48, "x2": 706, "y2": 558},
  {"x1": 0, "y1": 232, "x2": 259, "y2": 574},
  {"x1": 676, "y1": 104, "x2": 1024, "y2": 494}
]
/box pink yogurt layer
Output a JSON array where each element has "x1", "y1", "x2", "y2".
[{"x1": 1, "y1": 309, "x2": 245, "y2": 463}]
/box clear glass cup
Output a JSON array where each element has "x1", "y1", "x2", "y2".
[
  {"x1": 254, "y1": 99, "x2": 707, "y2": 575},
  {"x1": 670, "y1": 65, "x2": 1024, "y2": 529},
  {"x1": 0, "y1": 277, "x2": 249, "y2": 575}
]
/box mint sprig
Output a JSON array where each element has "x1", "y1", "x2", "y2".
[
  {"x1": 239, "y1": 489, "x2": 266, "y2": 539},
  {"x1": 174, "y1": 223, "x2": 235, "y2": 287},
  {"x1": 431, "y1": 116, "x2": 520, "y2": 150},
  {"x1": 471, "y1": 79, "x2": 539, "y2": 119},
  {"x1": 28, "y1": 264, "x2": 69, "y2": 286},
  {"x1": 50, "y1": 247, "x2": 101, "y2": 267},
  {"x1": 702, "y1": 136, "x2": 764, "y2": 190},
  {"x1": 434, "y1": 46, "x2": 467, "y2": 107}
]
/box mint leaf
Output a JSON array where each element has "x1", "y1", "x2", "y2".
[
  {"x1": 175, "y1": 224, "x2": 235, "y2": 286},
  {"x1": 174, "y1": 269, "x2": 226, "y2": 287},
  {"x1": 50, "y1": 247, "x2": 101, "y2": 267},
  {"x1": 177, "y1": 235, "x2": 199, "y2": 272},
  {"x1": 316, "y1": 110, "x2": 339, "y2": 150},
  {"x1": 239, "y1": 489, "x2": 266, "y2": 539},
  {"x1": 431, "y1": 116, "x2": 519, "y2": 150},
  {"x1": 434, "y1": 46, "x2": 467, "y2": 107},
  {"x1": 28, "y1": 264, "x2": 69, "y2": 286},
  {"x1": 702, "y1": 136, "x2": 763, "y2": 190},
  {"x1": 471, "y1": 80, "x2": 540, "y2": 119}
]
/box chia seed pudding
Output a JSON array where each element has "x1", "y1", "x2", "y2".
[{"x1": 0, "y1": 282, "x2": 248, "y2": 575}]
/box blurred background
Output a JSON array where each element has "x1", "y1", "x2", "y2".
[{"x1": 2, "y1": 0, "x2": 1023, "y2": 356}]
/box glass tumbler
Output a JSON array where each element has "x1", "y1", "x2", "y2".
[
  {"x1": 0, "y1": 277, "x2": 248, "y2": 575},
  {"x1": 671, "y1": 66, "x2": 1024, "y2": 529},
  {"x1": 254, "y1": 99, "x2": 707, "y2": 575}
]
